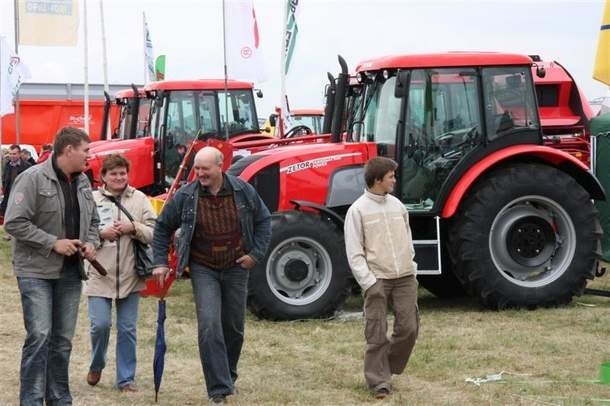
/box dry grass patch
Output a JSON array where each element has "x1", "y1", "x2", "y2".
[{"x1": 2, "y1": 227, "x2": 610, "y2": 404}]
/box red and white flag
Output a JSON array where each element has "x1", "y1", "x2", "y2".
[
  {"x1": 223, "y1": 0, "x2": 267, "y2": 83},
  {"x1": 0, "y1": 36, "x2": 31, "y2": 116}
]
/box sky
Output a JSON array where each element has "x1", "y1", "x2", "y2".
[{"x1": 0, "y1": 0, "x2": 608, "y2": 118}]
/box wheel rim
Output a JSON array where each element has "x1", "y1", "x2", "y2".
[
  {"x1": 488, "y1": 195, "x2": 576, "y2": 288},
  {"x1": 266, "y1": 236, "x2": 333, "y2": 306}
]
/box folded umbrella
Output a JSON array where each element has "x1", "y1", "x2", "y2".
[{"x1": 153, "y1": 298, "x2": 167, "y2": 402}]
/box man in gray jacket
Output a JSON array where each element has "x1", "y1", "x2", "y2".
[{"x1": 4, "y1": 126, "x2": 100, "y2": 406}]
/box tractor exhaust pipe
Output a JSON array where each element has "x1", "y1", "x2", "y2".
[
  {"x1": 129, "y1": 83, "x2": 140, "y2": 140},
  {"x1": 101, "y1": 91, "x2": 111, "y2": 140},
  {"x1": 331, "y1": 55, "x2": 348, "y2": 143},
  {"x1": 322, "y1": 72, "x2": 336, "y2": 134}
]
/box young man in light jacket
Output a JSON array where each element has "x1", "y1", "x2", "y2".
[{"x1": 344, "y1": 156, "x2": 419, "y2": 400}]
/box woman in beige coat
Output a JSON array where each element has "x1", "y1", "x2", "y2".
[{"x1": 84, "y1": 154, "x2": 157, "y2": 392}]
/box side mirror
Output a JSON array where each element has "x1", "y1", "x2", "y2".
[
  {"x1": 269, "y1": 114, "x2": 277, "y2": 127},
  {"x1": 535, "y1": 65, "x2": 546, "y2": 78},
  {"x1": 255, "y1": 88, "x2": 263, "y2": 98},
  {"x1": 395, "y1": 70, "x2": 409, "y2": 98}
]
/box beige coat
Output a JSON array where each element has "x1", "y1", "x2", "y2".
[
  {"x1": 84, "y1": 185, "x2": 157, "y2": 299},
  {"x1": 344, "y1": 189, "x2": 417, "y2": 292}
]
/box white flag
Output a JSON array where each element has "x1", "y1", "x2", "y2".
[
  {"x1": 224, "y1": 0, "x2": 267, "y2": 83},
  {"x1": 143, "y1": 12, "x2": 155, "y2": 83},
  {"x1": 0, "y1": 36, "x2": 31, "y2": 116}
]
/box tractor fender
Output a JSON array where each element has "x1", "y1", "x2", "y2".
[
  {"x1": 442, "y1": 145, "x2": 605, "y2": 218},
  {"x1": 290, "y1": 200, "x2": 345, "y2": 228}
]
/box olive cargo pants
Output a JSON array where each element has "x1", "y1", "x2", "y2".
[{"x1": 363, "y1": 274, "x2": 419, "y2": 390}]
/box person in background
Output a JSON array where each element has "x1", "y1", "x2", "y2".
[
  {"x1": 84, "y1": 153, "x2": 156, "y2": 392},
  {"x1": 344, "y1": 156, "x2": 419, "y2": 400},
  {"x1": 21, "y1": 149, "x2": 37, "y2": 166},
  {"x1": 151, "y1": 146, "x2": 271, "y2": 405},
  {"x1": 1, "y1": 144, "x2": 31, "y2": 229},
  {"x1": 38, "y1": 144, "x2": 53, "y2": 164},
  {"x1": 4, "y1": 127, "x2": 99, "y2": 405}
]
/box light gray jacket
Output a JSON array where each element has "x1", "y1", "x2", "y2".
[
  {"x1": 84, "y1": 186, "x2": 156, "y2": 298},
  {"x1": 4, "y1": 157, "x2": 100, "y2": 279}
]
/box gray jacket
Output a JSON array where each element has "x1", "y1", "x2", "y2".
[{"x1": 4, "y1": 158, "x2": 100, "y2": 279}]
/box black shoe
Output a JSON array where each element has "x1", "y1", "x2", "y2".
[
  {"x1": 374, "y1": 386, "x2": 392, "y2": 400},
  {"x1": 209, "y1": 395, "x2": 225, "y2": 404}
]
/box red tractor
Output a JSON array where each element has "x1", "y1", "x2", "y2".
[{"x1": 227, "y1": 52, "x2": 603, "y2": 320}]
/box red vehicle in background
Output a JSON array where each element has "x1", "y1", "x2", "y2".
[
  {"x1": 1, "y1": 83, "x2": 122, "y2": 152},
  {"x1": 532, "y1": 56, "x2": 594, "y2": 166},
  {"x1": 219, "y1": 52, "x2": 603, "y2": 320}
]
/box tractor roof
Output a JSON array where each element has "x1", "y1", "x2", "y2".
[
  {"x1": 143, "y1": 79, "x2": 253, "y2": 91},
  {"x1": 356, "y1": 52, "x2": 533, "y2": 72}
]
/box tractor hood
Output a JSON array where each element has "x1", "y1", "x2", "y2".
[{"x1": 234, "y1": 141, "x2": 376, "y2": 182}]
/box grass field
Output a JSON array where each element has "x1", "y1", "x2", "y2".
[{"x1": 2, "y1": 227, "x2": 610, "y2": 405}]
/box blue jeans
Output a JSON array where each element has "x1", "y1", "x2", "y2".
[
  {"x1": 189, "y1": 262, "x2": 249, "y2": 398},
  {"x1": 17, "y1": 271, "x2": 82, "y2": 406},
  {"x1": 88, "y1": 292, "x2": 140, "y2": 388}
]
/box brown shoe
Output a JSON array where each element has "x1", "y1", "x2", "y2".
[
  {"x1": 87, "y1": 370, "x2": 101, "y2": 386},
  {"x1": 373, "y1": 386, "x2": 392, "y2": 400},
  {"x1": 120, "y1": 383, "x2": 138, "y2": 392}
]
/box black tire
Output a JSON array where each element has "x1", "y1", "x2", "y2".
[
  {"x1": 418, "y1": 237, "x2": 466, "y2": 298},
  {"x1": 247, "y1": 211, "x2": 352, "y2": 320},
  {"x1": 449, "y1": 163, "x2": 601, "y2": 309},
  {"x1": 418, "y1": 272, "x2": 465, "y2": 298}
]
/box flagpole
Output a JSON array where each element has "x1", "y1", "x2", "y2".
[
  {"x1": 83, "y1": 0, "x2": 89, "y2": 134},
  {"x1": 221, "y1": 0, "x2": 229, "y2": 140},
  {"x1": 279, "y1": 0, "x2": 289, "y2": 138},
  {"x1": 143, "y1": 12, "x2": 147, "y2": 83},
  {"x1": 13, "y1": 0, "x2": 20, "y2": 144},
  {"x1": 99, "y1": 0, "x2": 110, "y2": 138}
]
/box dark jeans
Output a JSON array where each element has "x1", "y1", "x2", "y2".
[
  {"x1": 17, "y1": 271, "x2": 82, "y2": 406},
  {"x1": 189, "y1": 262, "x2": 249, "y2": 399}
]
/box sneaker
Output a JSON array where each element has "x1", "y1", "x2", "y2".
[
  {"x1": 86, "y1": 370, "x2": 101, "y2": 386},
  {"x1": 209, "y1": 395, "x2": 225, "y2": 404}
]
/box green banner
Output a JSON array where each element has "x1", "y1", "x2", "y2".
[
  {"x1": 155, "y1": 55, "x2": 166, "y2": 81},
  {"x1": 284, "y1": 0, "x2": 299, "y2": 75}
]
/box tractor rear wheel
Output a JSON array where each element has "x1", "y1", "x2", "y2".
[
  {"x1": 247, "y1": 211, "x2": 352, "y2": 320},
  {"x1": 449, "y1": 163, "x2": 600, "y2": 309}
]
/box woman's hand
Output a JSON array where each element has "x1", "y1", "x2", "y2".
[
  {"x1": 100, "y1": 225, "x2": 121, "y2": 241},
  {"x1": 114, "y1": 220, "x2": 136, "y2": 236}
]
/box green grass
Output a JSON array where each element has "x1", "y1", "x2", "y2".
[{"x1": 2, "y1": 226, "x2": 610, "y2": 404}]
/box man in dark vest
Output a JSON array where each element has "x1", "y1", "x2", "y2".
[{"x1": 152, "y1": 146, "x2": 271, "y2": 405}]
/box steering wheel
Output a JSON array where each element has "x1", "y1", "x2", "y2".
[{"x1": 285, "y1": 125, "x2": 313, "y2": 138}]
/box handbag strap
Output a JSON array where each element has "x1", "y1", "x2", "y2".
[{"x1": 105, "y1": 194, "x2": 135, "y2": 223}]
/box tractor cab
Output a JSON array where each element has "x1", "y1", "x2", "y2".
[
  {"x1": 146, "y1": 80, "x2": 264, "y2": 189},
  {"x1": 348, "y1": 54, "x2": 540, "y2": 212}
]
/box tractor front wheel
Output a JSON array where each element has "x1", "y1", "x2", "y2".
[{"x1": 247, "y1": 211, "x2": 352, "y2": 320}]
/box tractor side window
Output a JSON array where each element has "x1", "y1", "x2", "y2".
[
  {"x1": 197, "y1": 92, "x2": 218, "y2": 137},
  {"x1": 136, "y1": 99, "x2": 151, "y2": 137},
  {"x1": 165, "y1": 91, "x2": 198, "y2": 184},
  {"x1": 218, "y1": 90, "x2": 258, "y2": 136},
  {"x1": 482, "y1": 67, "x2": 539, "y2": 141}
]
